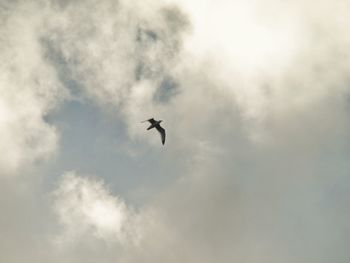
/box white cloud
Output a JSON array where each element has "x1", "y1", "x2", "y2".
[
  {"x1": 39, "y1": 0, "x2": 350, "y2": 148},
  {"x1": 53, "y1": 171, "x2": 130, "y2": 244},
  {"x1": 166, "y1": 0, "x2": 350, "y2": 142},
  {"x1": 0, "y1": 1, "x2": 66, "y2": 175}
]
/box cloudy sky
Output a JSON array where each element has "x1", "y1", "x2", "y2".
[{"x1": 1, "y1": 0, "x2": 350, "y2": 262}]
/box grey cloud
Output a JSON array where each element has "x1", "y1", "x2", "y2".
[
  {"x1": 153, "y1": 76, "x2": 179, "y2": 103},
  {"x1": 42, "y1": 0, "x2": 189, "y2": 111}
]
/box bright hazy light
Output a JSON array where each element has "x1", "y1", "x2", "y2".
[
  {"x1": 179, "y1": 0, "x2": 304, "y2": 74},
  {"x1": 88, "y1": 198, "x2": 126, "y2": 236},
  {"x1": 54, "y1": 173, "x2": 129, "y2": 242}
]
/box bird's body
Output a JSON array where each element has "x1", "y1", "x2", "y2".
[{"x1": 142, "y1": 118, "x2": 166, "y2": 145}]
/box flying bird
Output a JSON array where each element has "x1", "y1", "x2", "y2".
[{"x1": 142, "y1": 118, "x2": 166, "y2": 145}]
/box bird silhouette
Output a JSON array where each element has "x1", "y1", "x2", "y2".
[{"x1": 142, "y1": 118, "x2": 166, "y2": 145}]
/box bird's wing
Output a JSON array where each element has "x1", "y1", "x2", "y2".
[
  {"x1": 148, "y1": 118, "x2": 156, "y2": 124},
  {"x1": 155, "y1": 125, "x2": 166, "y2": 145},
  {"x1": 141, "y1": 118, "x2": 156, "y2": 124}
]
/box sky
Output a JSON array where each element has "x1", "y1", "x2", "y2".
[{"x1": 1, "y1": 0, "x2": 350, "y2": 262}]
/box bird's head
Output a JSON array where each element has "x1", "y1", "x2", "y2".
[{"x1": 159, "y1": 120, "x2": 163, "y2": 123}]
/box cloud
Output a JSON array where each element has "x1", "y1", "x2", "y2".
[
  {"x1": 0, "y1": 1, "x2": 66, "y2": 175},
  {"x1": 40, "y1": 0, "x2": 350, "y2": 149},
  {"x1": 44, "y1": 0, "x2": 189, "y2": 117},
  {"x1": 0, "y1": 0, "x2": 350, "y2": 262},
  {"x1": 164, "y1": 0, "x2": 350, "y2": 143},
  {"x1": 53, "y1": 171, "x2": 131, "y2": 244}
]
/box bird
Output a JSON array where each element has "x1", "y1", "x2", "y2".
[{"x1": 142, "y1": 118, "x2": 166, "y2": 145}]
